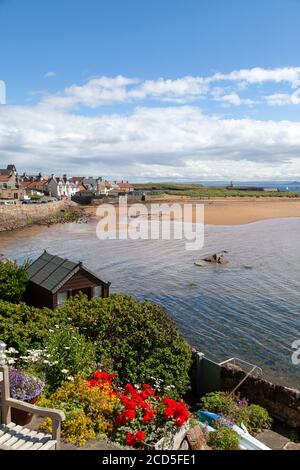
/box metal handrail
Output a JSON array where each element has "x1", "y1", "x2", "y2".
[{"x1": 218, "y1": 357, "x2": 263, "y2": 377}]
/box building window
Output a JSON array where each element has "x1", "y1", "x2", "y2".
[
  {"x1": 93, "y1": 286, "x2": 102, "y2": 298},
  {"x1": 57, "y1": 291, "x2": 68, "y2": 306}
]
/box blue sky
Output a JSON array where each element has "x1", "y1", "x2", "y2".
[{"x1": 1, "y1": 0, "x2": 300, "y2": 180}]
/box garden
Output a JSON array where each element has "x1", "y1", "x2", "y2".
[{"x1": 0, "y1": 260, "x2": 273, "y2": 450}]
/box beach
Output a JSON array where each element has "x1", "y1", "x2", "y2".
[{"x1": 83, "y1": 196, "x2": 300, "y2": 226}]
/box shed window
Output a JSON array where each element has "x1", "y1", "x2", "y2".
[
  {"x1": 57, "y1": 291, "x2": 68, "y2": 306},
  {"x1": 93, "y1": 286, "x2": 102, "y2": 298}
]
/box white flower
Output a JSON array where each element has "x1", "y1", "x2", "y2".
[
  {"x1": 61, "y1": 369, "x2": 69, "y2": 374},
  {"x1": 49, "y1": 329, "x2": 54, "y2": 333},
  {"x1": 67, "y1": 376, "x2": 74, "y2": 381},
  {"x1": 64, "y1": 347, "x2": 71, "y2": 350},
  {"x1": 43, "y1": 360, "x2": 50, "y2": 364},
  {"x1": 55, "y1": 325, "x2": 60, "y2": 329},
  {"x1": 7, "y1": 358, "x2": 16, "y2": 365}
]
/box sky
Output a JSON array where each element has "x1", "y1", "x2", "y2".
[{"x1": 1, "y1": 0, "x2": 300, "y2": 181}]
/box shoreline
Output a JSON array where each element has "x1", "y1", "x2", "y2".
[{"x1": 83, "y1": 196, "x2": 300, "y2": 226}]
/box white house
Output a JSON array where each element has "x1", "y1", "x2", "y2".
[{"x1": 48, "y1": 175, "x2": 79, "y2": 198}]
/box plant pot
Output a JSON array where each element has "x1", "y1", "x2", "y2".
[
  {"x1": 11, "y1": 397, "x2": 38, "y2": 426},
  {"x1": 145, "y1": 424, "x2": 189, "y2": 450}
]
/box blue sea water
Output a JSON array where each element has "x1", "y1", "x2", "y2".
[{"x1": 0, "y1": 216, "x2": 300, "y2": 389}]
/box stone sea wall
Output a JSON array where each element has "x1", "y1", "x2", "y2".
[
  {"x1": 0, "y1": 201, "x2": 67, "y2": 232},
  {"x1": 221, "y1": 365, "x2": 300, "y2": 428},
  {"x1": 193, "y1": 353, "x2": 300, "y2": 428}
]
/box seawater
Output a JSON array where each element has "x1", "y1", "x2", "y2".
[{"x1": 1, "y1": 217, "x2": 300, "y2": 389}]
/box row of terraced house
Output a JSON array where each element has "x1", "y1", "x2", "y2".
[{"x1": 0, "y1": 164, "x2": 135, "y2": 203}]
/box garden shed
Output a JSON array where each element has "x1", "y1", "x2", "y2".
[{"x1": 25, "y1": 251, "x2": 111, "y2": 309}]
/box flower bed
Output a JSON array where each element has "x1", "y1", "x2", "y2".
[
  {"x1": 88, "y1": 372, "x2": 190, "y2": 449},
  {"x1": 38, "y1": 370, "x2": 190, "y2": 448}
]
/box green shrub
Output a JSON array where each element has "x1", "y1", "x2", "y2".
[
  {"x1": 0, "y1": 261, "x2": 28, "y2": 303},
  {"x1": 0, "y1": 300, "x2": 57, "y2": 353},
  {"x1": 241, "y1": 404, "x2": 272, "y2": 435},
  {"x1": 57, "y1": 294, "x2": 192, "y2": 396},
  {"x1": 201, "y1": 392, "x2": 239, "y2": 416},
  {"x1": 0, "y1": 293, "x2": 192, "y2": 396},
  {"x1": 43, "y1": 326, "x2": 95, "y2": 392},
  {"x1": 201, "y1": 391, "x2": 272, "y2": 436},
  {"x1": 208, "y1": 428, "x2": 240, "y2": 451},
  {"x1": 38, "y1": 375, "x2": 120, "y2": 446}
]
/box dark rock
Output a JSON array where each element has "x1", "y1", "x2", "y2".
[
  {"x1": 217, "y1": 255, "x2": 229, "y2": 265},
  {"x1": 204, "y1": 254, "x2": 218, "y2": 263}
]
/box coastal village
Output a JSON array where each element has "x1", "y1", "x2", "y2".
[
  {"x1": 0, "y1": 162, "x2": 300, "y2": 452},
  {"x1": 0, "y1": 163, "x2": 135, "y2": 204}
]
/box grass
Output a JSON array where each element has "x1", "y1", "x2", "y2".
[{"x1": 133, "y1": 183, "x2": 299, "y2": 198}]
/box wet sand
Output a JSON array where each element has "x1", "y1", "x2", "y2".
[{"x1": 84, "y1": 196, "x2": 300, "y2": 226}]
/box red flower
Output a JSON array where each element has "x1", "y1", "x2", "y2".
[
  {"x1": 135, "y1": 430, "x2": 146, "y2": 442},
  {"x1": 117, "y1": 412, "x2": 125, "y2": 425},
  {"x1": 164, "y1": 407, "x2": 175, "y2": 419},
  {"x1": 126, "y1": 433, "x2": 137, "y2": 447},
  {"x1": 124, "y1": 409, "x2": 136, "y2": 423},
  {"x1": 87, "y1": 379, "x2": 99, "y2": 388},
  {"x1": 142, "y1": 384, "x2": 155, "y2": 396},
  {"x1": 94, "y1": 371, "x2": 110, "y2": 380},
  {"x1": 143, "y1": 409, "x2": 155, "y2": 423},
  {"x1": 124, "y1": 384, "x2": 135, "y2": 395}
]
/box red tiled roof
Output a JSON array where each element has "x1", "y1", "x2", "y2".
[
  {"x1": 0, "y1": 175, "x2": 11, "y2": 182},
  {"x1": 20, "y1": 181, "x2": 48, "y2": 189},
  {"x1": 117, "y1": 182, "x2": 133, "y2": 189}
]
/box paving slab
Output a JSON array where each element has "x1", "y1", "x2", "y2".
[
  {"x1": 283, "y1": 442, "x2": 300, "y2": 451},
  {"x1": 256, "y1": 430, "x2": 290, "y2": 450}
]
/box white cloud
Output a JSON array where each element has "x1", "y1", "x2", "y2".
[
  {"x1": 210, "y1": 67, "x2": 300, "y2": 88},
  {"x1": 39, "y1": 67, "x2": 300, "y2": 111},
  {"x1": 44, "y1": 71, "x2": 57, "y2": 79},
  {"x1": 265, "y1": 89, "x2": 300, "y2": 106},
  {"x1": 2, "y1": 103, "x2": 300, "y2": 179},
  {"x1": 3, "y1": 68, "x2": 300, "y2": 180},
  {"x1": 211, "y1": 88, "x2": 257, "y2": 107},
  {"x1": 41, "y1": 75, "x2": 139, "y2": 110}
]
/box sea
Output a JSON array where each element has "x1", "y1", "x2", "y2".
[{"x1": 0, "y1": 210, "x2": 300, "y2": 390}]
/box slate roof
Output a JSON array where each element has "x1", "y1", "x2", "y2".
[{"x1": 27, "y1": 251, "x2": 109, "y2": 293}]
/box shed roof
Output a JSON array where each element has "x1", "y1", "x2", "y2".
[{"x1": 27, "y1": 251, "x2": 109, "y2": 293}]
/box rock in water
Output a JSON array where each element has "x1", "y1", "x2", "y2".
[
  {"x1": 217, "y1": 255, "x2": 229, "y2": 265},
  {"x1": 204, "y1": 254, "x2": 218, "y2": 263},
  {"x1": 194, "y1": 261, "x2": 206, "y2": 267}
]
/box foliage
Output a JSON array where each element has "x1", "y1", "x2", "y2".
[
  {"x1": 111, "y1": 381, "x2": 190, "y2": 447},
  {"x1": 57, "y1": 294, "x2": 192, "y2": 397},
  {"x1": 8, "y1": 368, "x2": 45, "y2": 401},
  {"x1": 133, "y1": 183, "x2": 204, "y2": 191},
  {"x1": 0, "y1": 300, "x2": 57, "y2": 354},
  {"x1": 0, "y1": 261, "x2": 29, "y2": 303},
  {"x1": 201, "y1": 391, "x2": 272, "y2": 436},
  {"x1": 208, "y1": 428, "x2": 240, "y2": 451},
  {"x1": 43, "y1": 325, "x2": 95, "y2": 392},
  {"x1": 38, "y1": 375, "x2": 120, "y2": 446},
  {"x1": 241, "y1": 404, "x2": 273, "y2": 435},
  {"x1": 201, "y1": 391, "x2": 238, "y2": 417},
  {"x1": 0, "y1": 294, "x2": 192, "y2": 396}
]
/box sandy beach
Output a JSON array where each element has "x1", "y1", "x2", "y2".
[{"x1": 84, "y1": 196, "x2": 300, "y2": 226}]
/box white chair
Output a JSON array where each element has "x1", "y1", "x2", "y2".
[{"x1": 0, "y1": 366, "x2": 65, "y2": 450}]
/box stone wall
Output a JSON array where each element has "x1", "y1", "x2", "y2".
[
  {"x1": 221, "y1": 365, "x2": 300, "y2": 428},
  {"x1": 193, "y1": 353, "x2": 300, "y2": 428},
  {"x1": 0, "y1": 201, "x2": 67, "y2": 232}
]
